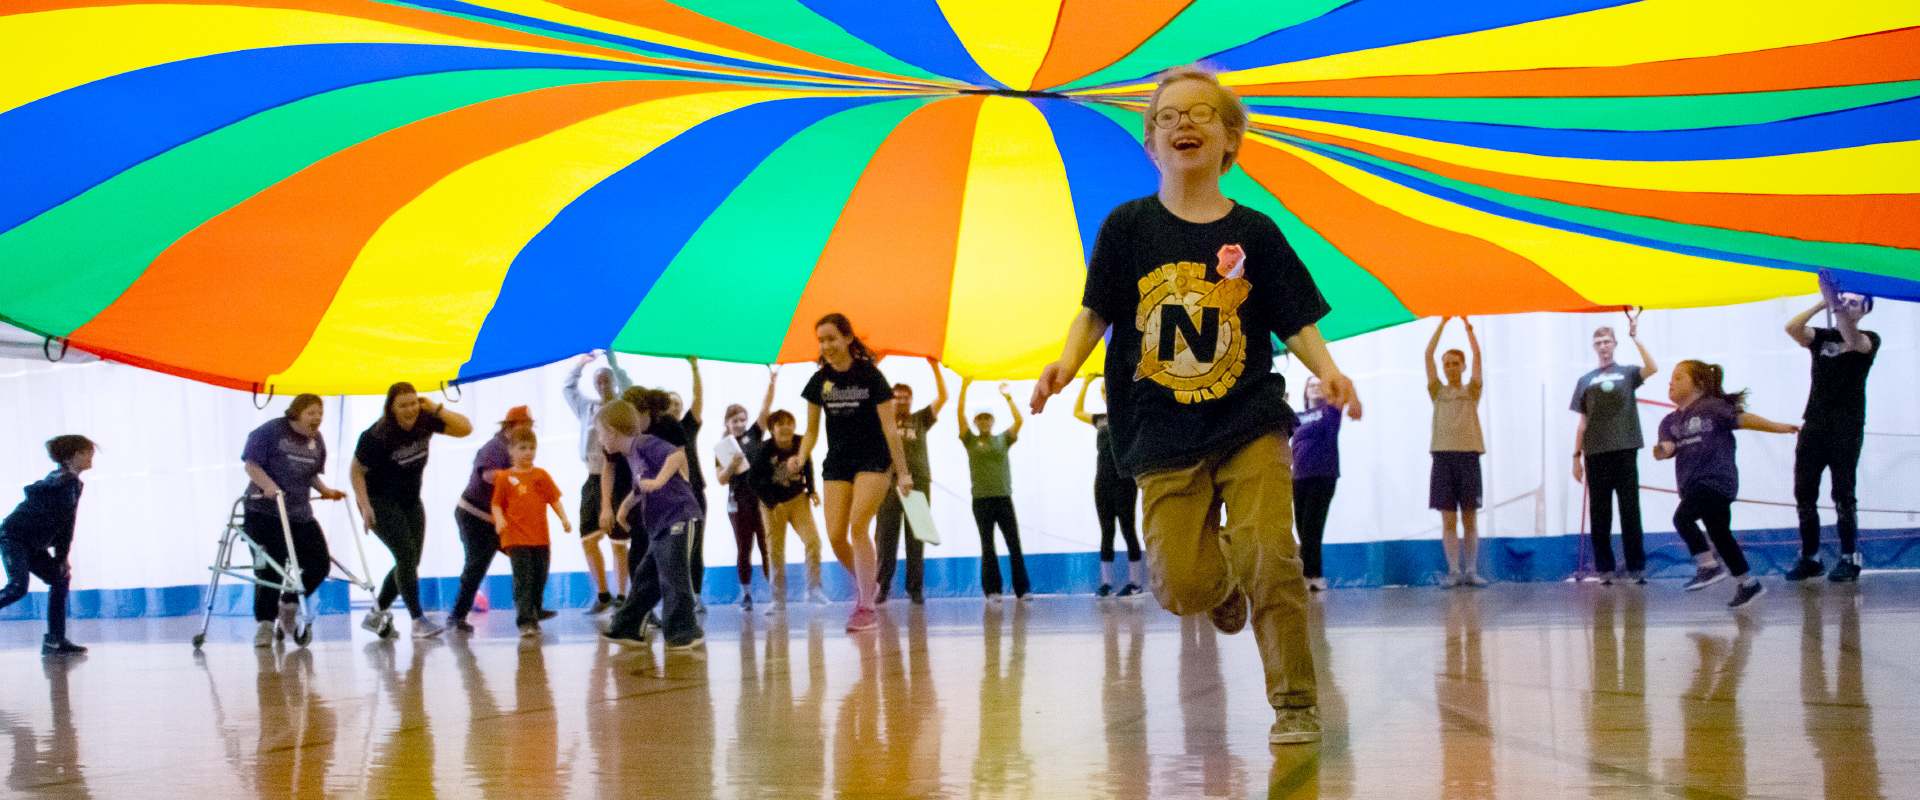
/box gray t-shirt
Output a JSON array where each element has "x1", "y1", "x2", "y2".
[{"x1": 1571, "y1": 364, "x2": 1646, "y2": 454}]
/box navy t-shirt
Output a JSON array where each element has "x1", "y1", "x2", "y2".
[
  {"x1": 625, "y1": 434, "x2": 704, "y2": 536},
  {"x1": 1802, "y1": 327, "x2": 1880, "y2": 435},
  {"x1": 354, "y1": 415, "x2": 448, "y2": 500},
  {"x1": 1291, "y1": 404, "x2": 1342, "y2": 480},
  {"x1": 1659, "y1": 397, "x2": 1741, "y2": 500},
  {"x1": 242, "y1": 417, "x2": 327, "y2": 521},
  {"x1": 801, "y1": 359, "x2": 895, "y2": 474},
  {"x1": 1082, "y1": 197, "x2": 1329, "y2": 476}
]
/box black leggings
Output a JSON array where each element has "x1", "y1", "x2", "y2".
[
  {"x1": 1674, "y1": 492, "x2": 1747, "y2": 577},
  {"x1": 1094, "y1": 478, "x2": 1140, "y2": 563},
  {"x1": 1584, "y1": 449, "x2": 1646, "y2": 573},
  {"x1": 451, "y1": 507, "x2": 499, "y2": 620},
  {"x1": 245, "y1": 512, "x2": 330, "y2": 621},
  {"x1": 973, "y1": 496, "x2": 1029, "y2": 596},
  {"x1": 1292, "y1": 477, "x2": 1337, "y2": 580},
  {"x1": 728, "y1": 488, "x2": 768, "y2": 586},
  {"x1": 505, "y1": 545, "x2": 551, "y2": 625},
  {"x1": 0, "y1": 541, "x2": 68, "y2": 637},
  {"x1": 371, "y1": 495, "x2": 427, "y2": 618},
  {"x1": 1794, "y1": 429, "x2": 1862, "y2": 556},
  {"x1": 875, "y1": 489, "x2": 924, "y2": 600}
]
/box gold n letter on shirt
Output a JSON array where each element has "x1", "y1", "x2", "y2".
[{"x1": 1134, "y1": 261, "x2": 1249, "y2": 403}]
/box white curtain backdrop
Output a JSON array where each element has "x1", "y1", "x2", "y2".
[{"x1": 2, "y1": 294, "x2": 1914, "y2": 598}]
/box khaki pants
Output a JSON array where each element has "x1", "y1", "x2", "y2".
[
  {"x1": 1135, "y1": 432, "x2": 1316, "y2": 709},
  {"x1": 762, "y1": 496, "x2": 823, "y2": 599}
]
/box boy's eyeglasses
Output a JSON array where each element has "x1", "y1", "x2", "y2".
[{"x1": 1152, "y1": 103, "x2": 1217, "y2": 129}]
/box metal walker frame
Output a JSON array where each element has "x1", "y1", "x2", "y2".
[{"x1": 191, "y1": 492, "x2": 377, "y2": 649}]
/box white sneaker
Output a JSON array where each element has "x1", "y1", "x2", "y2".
[
  {"x1": 361, "y1": 609, "x2": 393, "y2": 638},
  {"x1": 806, "y1": 587, "x2": 829, "y2": 605},
  {"x1": 255, "y1": 621, "x2": 276, "y2": 648},
  {"x1": 412, "y1": 615, "x2": 445, "y2": 639},
  {"x1": 276, "y1": 600, "x2": 300, "y2": 640},
  {"x1": 1307, "y1": 578, "x2": 1328, "y2": 592}
]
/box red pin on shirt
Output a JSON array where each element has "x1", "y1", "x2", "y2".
[{"x1": 1217, "y1": 243, "x2": 1246, "y2": 280}]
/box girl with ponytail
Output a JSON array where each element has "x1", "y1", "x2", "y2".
[{"x1": 1653, "y1": 360, "x2": 1798, "y2": 609}]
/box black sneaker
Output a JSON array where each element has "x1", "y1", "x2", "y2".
[
  {"x1": 1208, "y1": 586, "x2": 1248, "y2": 635},
  {"x1": 451, "y1": 616, "x2": 475, "y2": 633},
  {"x1": 1785, "y1": 557, "x2": 1825, "y2": 582},
  {"x1": 1684, "y1": 564, "x2": 1728, "y2": 592},
  {"x1": 1828, "y1": 555, "x2": 1861, "y2": 583},
  {"x1": 1118, "y1": 584, "x2": 1142, "y2": 598},
  {"x1": 1096, "y1": 584, "x2": 1112, "y2": 598},
  {"x1": 41, "y1": 636, "x2": 86, "y2": 656},
  {"x1": 1729, "y1": 580, "x2": 1766, "y2": 608},
  {"x1": 537, "y1": 610, "x2": 558, "y2": 622}
]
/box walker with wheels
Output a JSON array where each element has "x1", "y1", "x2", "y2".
[{"x1": 191, "y1": 492, "x2": 378, "y2": 649}]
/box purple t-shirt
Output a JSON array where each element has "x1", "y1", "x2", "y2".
[
  {"x1": 460, "y1": 434, "x2": 511, "y2": 509},
  {"x1": 1658, "y1": 397, "x2": 1740, "y2": 500},
  {"x1": 625, "y1": 434, "x2": 704, "y2": 536},
  {"x1": 1291, "y1": 403, "x2": 1342, "y2": 480},
  {"x1": 242, "y1": 417, "x2": 327, "y2": 521}
]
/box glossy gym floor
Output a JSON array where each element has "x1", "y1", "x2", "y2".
[{"x1": 2, "y1": 574, "x2": 1913, "y2": 799}]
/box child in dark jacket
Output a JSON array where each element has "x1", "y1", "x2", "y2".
[{"x1": 0, "y1": 435, "x2": 96, "y2": 655}]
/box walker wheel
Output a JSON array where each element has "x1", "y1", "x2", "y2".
[
  {"x1": 192, "y1": 633, "x2": 206, "y2": 649},
  {"x1": 293, "y1": 623, "x2": 313, "y2": 648}
]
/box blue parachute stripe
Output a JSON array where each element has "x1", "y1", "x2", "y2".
[
  {"x1": 1251, "y1": 96, "x2": 1920, "y2": 161},
  {"x1": 460, "y1": 95, "x2": 884, "y2": 378},
  {"x1": 1032, "y1": 99, "x2": 1158, "y2": 263},
  {"x1": 1266, "y1": 132, "x2": 1853, "y2": 279},
  {"x1": 1206, "y1": 0, "x2": 1639, "y2": 73},
  {"x1": 794, "y1": 0, "x2": 1001, "y2": 88},
  {"x1": 0, "y1": 43, "x2": 826, "y2": 238}
]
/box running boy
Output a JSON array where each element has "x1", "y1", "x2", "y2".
[
  {"x1": 600, "y1": 397, "x2": 707, "y2": 650},
  {"x1": 490, "y1": 428, "x2": 569, "y2": 637},
  {"x1": 0, "y1": 435, "x2": 95, "y2": 655},
  {"x1": 1653, "y1": 361, "x2": 1799, "y2": 609},
  {"x1": 1030, "y1": 66, "x2": 1360, "y2": 746}
]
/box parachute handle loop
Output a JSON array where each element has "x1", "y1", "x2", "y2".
[
  {"x1": 441, "y1": 380, "x2": 462, "y2": 403},
  {"x1": 42, "y1": 336, "x2": 68, "y2": 363},
  {"x1": 252, "y1": 384, "x2": 275, "y2": 410}
]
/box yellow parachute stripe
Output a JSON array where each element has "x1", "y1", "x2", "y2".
[
  {"x1": 935, "y1": 0, "x2": 1064, "y2": 92},
  {"x1": 0, "y1": 5, "x2": 592, "y2": 114},
  {"x1": 1225, "y1": 0, "x2": 1920, "y2": 85},
  {"x1": 267, "y1": 90, "x2": 800, "y2": 394},
  {"x1": 1254, "y1": 112, "x2": 1920, "y2": 195},
  {"x1": 943, "y1": 96, "x2": 1088, "y2": 378},
  {"x1": 1261, "y1": 139, "x2": 1817, "y2": 308}
]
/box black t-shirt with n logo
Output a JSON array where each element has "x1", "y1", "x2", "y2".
[{"x1": 1081, "y1": 196, "x2": 1330, "y2": 476}]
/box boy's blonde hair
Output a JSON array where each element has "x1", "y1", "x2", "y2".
[{"x1": 1145, "y1": 65, "x2": 1250, "y2": 173}]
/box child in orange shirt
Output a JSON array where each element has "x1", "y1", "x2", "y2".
[{"x1": 491, "y1": 428, "x2": 570, "y2": 637}]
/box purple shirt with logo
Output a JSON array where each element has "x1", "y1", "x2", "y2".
[
  {"x1": 625, "y1": 434, "x2": 704, "y2": 537},
  {"x1": 1290, "y1": 403, "x2": 1341, "y2": 479},
  {"x1": 242, "y1": 417, "x2": 327, "y2": 521},
  {"x1": 1658, "y1": 397, "x2": 1740, "y2": 500}
]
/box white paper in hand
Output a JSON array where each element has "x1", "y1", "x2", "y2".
[{"x1": 901, "y1": 490, "x2": 939, "y2": 545}]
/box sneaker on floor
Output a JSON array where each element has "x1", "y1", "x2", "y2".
[
  {"x1": 1117, "y1": 584, "x2": 1142, "y2": 598},
  {"x1": 1729, "y1": 580, "x2": 1766, "y2": 608},
  {"x1": 518, "y1": 623, "x2": 541, "y2": 638},
  {"x1": 450, "y1": 616, "x2": 475, "y2": 634},
  {"x1": 806, "y1": 588, "x2": 829, "y2": 605},
  {"x1": 875, "y1": 589, "x2": 890, "y2": 605},
  {"x1": 276, "y1": 600, "x2": 300, "y2": 640},
  {"x1": 846, "y1": 606, "x2": 879, "y2": 633},
  {"x1": 255, "y1": 621, "x2": 276, "y2": 648},
  {"x1": 1096, "y1": 584, "x2": 1113, "y2": 598},
  {"x1": 1307, "y1": 578, "x2": 1328, "y2": 592},
  {"x1": 1443, "y1": 573, "x2": 1463, "y2": 589},
  {"x1": 1828, "y1": 555, "x2": 1862, "y2": 583},
  {"x1": 586, "y1": 596, "x2": 613, "y2": 615},
  {"x1": 537, "y1": 610, "x2": 558, "y2": 622},
  {"x1": 42, "y1": 636, "x2": 87, "y2": 656},
  {"x1": 1684, "y1": 564, "x2": 1729, "y2": 592},
  {"x1": 910, "y1": 594, "x2": 925, "y2": 606},
  {"x1": 695, "y1": 599, "x2": 708, "y2": 616},
  {"x1": 1209, "y1": 586, "x2": 1248, "y2": 635},
  {"x1": 739, "y1": 592, "x2": 754, "y2": 611},
  {"x1": 1629, "y1": 571, "x2": 1648, "y2": 586},
  {"x1": 1785, "y1": 557, "x2": 1825, "y2": 582},
  {"x1": 1598, "y1": 573, "x2": 1615, "y2": 586},
  {"x1": 666, "y1": 636, "x2": 706, "y2": 652},
  {"x1": 613, "y1": 595, "x2": 627, "y2": 608},
  {"x1": 1463, "y1": 573, "x2": 1490, "y2": 588},
  {"x1": 642, "y1": 611, "x2": 661, "y2": 635},
  {"x1": 984, "y1": 593, "x2": 1003, "y2": 604},
  {"x1": 412, "y1": 615, "x2": 445, "y2": 640},
  {"x1": 1269, "y1": 707, "x2": 1323, "y2": 745},
  {"x1": 601, "y1": 628, "x2": 649, "y2": 649}
]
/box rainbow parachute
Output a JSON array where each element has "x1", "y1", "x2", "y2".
[{"x1": 2, "y1": 1, "x2": 1915, "y2": 393}]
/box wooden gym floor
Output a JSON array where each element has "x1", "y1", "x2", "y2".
[{"x1": 1, "y1": 573, "x2": 1913, "y2": 798}]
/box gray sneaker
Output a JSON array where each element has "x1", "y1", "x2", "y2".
[
  {"x1": 254, "y1": 621, "x2": 276, "y2": 648},
  {"x1": 412, "y1": 615, "x2": 445, "y2": 640},
  {"x1": 1270, "y1": 707, "x2": 1323, "y2": 745},
  {"x1": 276, "y1": 600, "x2": 300, "y2": 640},
  {"x1": 1684, "y1": 564, "x2": 1729, "y2": 592},
  {"x1": 1729, "y1": 580, "x2": 1766, "y2": 609}
]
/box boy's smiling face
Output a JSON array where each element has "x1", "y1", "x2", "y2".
[{"x1": 1147, "y1": 79, "x2": 1237, "y2": 177}]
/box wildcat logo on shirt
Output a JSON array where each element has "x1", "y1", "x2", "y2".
[
  {"x1": 1134, "y1": 261, "x2": 1249, "y2": 403},
  {"x1": 1819, "y1": 342, "x2": 1850, "y2": 359}
]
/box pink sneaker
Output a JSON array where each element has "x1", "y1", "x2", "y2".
[{"x1": 846, "y1": 606, "x2": 879, "y2": 633}]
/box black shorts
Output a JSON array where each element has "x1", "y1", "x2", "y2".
[
  {"x1": 821, "y1": 451, "x2": 892, "y2": 483},
  {"x1": 1429, "y1": 451, "x2": 1483, "y2": 511},
  {"x1": 579, "y1": 474, "x2": 603, "y2": 538}
]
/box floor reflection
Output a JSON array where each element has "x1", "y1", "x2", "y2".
[
  {"x1": 1437, "y1": 591, "x2": 1491, "y2": 800},
  {"x1": 365, "y1": 641, "x2": 435, "y2": 798},
  {"x1": 1587, "y1": 588, "x2": 1649, "y2": 792},
  {"x1": 971, "y1": 600, "x2": 1032, "y2": 799},
  {"x1": 727, "y1": 609, "x2": 827, "y2": 797},
  {"x1": 4, "y1": 657, "x2": 89, "y2": 798},
  {"x1": 1101, "y1": 603, "x2": 1149, "y2": 800},
  {"x1": 1673, "y1": 613, "x2": 1755, "y2": 796},
  {"x1": 1800, "y1": 591, "x2": 1883, "y2": 800},
  {"x1": 252, "y1": 648, "x2": 334, "y2": 798},
  {"x1": 1173, "y1": 615, "x2": 1246, "y2": 799}
]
